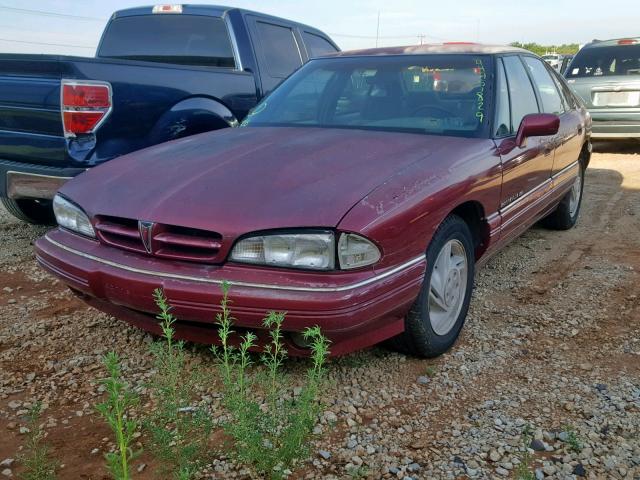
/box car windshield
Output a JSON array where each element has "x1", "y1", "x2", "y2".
[
  {"x1": 566, "y1": 44, "x2": 640, "y2": 77},
  {"x1": 242, "y1": 55, "x2": 493, "y2": 138}
]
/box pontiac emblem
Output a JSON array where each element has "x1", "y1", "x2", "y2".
[{"x1": 138, "y1": 220, "x2": 154, "y2": 254}]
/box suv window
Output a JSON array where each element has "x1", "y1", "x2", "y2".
[
  {"x1": 566, "y1": 44, "x2": 640, "y2": 77},
  {"x1": 256, "y1": 21, "x2": 302, "y2": 78},
  {"x1": 523, "y1": 57, "x2": 565, "y2": 114},
  {"x1": 98, "y1": 15, "x2": 235, "y2": 68},
  {"x1": 303, "y1": 32, "x2": 337, "y2": 58},
  {"x1": 502, "y1": 56, "x2": 539, "y2": 131}
]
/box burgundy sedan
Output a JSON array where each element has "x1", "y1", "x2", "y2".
[{"x1": 35, "y1": 44, "x2": 591, "y2": 357}]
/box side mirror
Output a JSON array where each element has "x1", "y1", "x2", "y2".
[{"x1": 515, "y1": 113, "x2": 559, "y2": 147}]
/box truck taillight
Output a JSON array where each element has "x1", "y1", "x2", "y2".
[{"x1": 61, "y1": 80, "x2": 112, "y2": 137}]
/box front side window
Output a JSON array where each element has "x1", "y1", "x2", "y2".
[
  {"x1": 502, "y1": 56, "x2": 539, "y2": 131},
  {"x1": 242, "y1": 55, "x2": 493, "y2": 138},
  {"x1": 566, "y1": 44, "x2": 640, "y2": 77},
  {"x1": 98, "y1": 15, "x2": 235, "y2": 67},
  {"x1": 256, "y1": 22, "x2": 302, "y2": 78},
  {"x1": 523, "y1": 56, "x2": 565, "y2": 114}
]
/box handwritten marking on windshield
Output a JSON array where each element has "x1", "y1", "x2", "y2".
[{"x1": 474, "y1": 59, "x2": 486, "y2": 124}]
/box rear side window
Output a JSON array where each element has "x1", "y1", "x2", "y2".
[
  {"x1": 98, "y1": 15, "x2": 235, "y2": 68},
  {"x1": 567, "y1": 44, "x2": 640, "y2": 77},
  {"x1": 303, "y1": 32, "x2": 338, "y2": 58},
  {"x1": 502, "y1": 56, "x2": 539, "y2": 131},
  {"x1": 256, "y1": 21, "x2": 302, "y2": 78},
  {"x1": 522, "y1": 57, "x2": 565, "y2": 114}
]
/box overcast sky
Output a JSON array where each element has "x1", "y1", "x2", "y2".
[{"x1": 0, "y1": 0, "x2": 638, "y2": 55}]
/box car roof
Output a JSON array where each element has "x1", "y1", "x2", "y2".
[
  {"x1": 327, "y1": 43, "x2": 531, "y2": 58},
  {"x1": 583, "y1": 37, "x2": 640, "y2": 48}
]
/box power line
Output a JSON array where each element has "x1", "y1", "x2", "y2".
[
  {"x1": 0, "y1": 4, "x2": 447, "y2": 45},
  {"x1": 0, "y1": 37, "x2": 95, "y2": 49},
  {"x1": 0, "y1": 5, "x2": 106, "y2": 21}
]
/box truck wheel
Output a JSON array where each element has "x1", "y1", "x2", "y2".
[
  {"x1": 390, "y1": 215, "x2": 475, "y2": 357},
  {"x1": 1, "y1": 198, "x2": 56, "y2": 225},
  {"x1": 541, "y1": 163, "x2": 584, "y2": 231}
]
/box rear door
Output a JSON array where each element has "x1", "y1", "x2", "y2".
[
  {"x1": 246, "y1": 16, "x2": 304, "y2": 95},
  {"x1": 522, "y1": 55, "x2": 583, "y2": 175},
  {"x1": 496, "y1": 55, "x2": 556, "y2": 241}
]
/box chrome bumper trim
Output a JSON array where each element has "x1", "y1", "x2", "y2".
[
  {"x1": 42, "y1": 234, "x2": 426, "y2": 293},
  {"x1": 7, "y1": 171, "x2": 72, "y2": 200}
]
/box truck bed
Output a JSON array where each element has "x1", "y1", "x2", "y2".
[{"x1": 0, "y1": 53, "x2": 257, "y2": 169}]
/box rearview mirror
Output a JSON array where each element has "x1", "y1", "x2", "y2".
[{"x1": 516, "y1": 113, "x2": 559, "y2": 147}]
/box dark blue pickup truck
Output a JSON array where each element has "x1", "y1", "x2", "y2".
[{"x1": 0, "y1": 4, "x2": 338, "y2": 224}]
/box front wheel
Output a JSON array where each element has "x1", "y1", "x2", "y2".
[
  {"x1": 1, "y1": 197, "x2": 56, "y2": 225},
  {"x1": 541, "y1": 162, "x2": 584, "y2": 230},
  {"x1": 390, "y1": 215, "x2": 475, "y2": 357}
]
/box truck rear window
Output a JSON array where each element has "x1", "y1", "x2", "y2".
[
  {"x1": 567, "y1": 45, "x2": 640, "y2": 78},
  {"x1": 98, "y1": 15, "x2": 236, "y2": 68}
]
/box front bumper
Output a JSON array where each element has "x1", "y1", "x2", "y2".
[
  {"x1": 0, "y1": 159, "x2": 85, "y2": 199},
  {"x1": 589, "y1": 110, "x2": 640, "y2": 139},
  {"x1": 35, "y1": 229, "x2": 426, "y2": 356}
]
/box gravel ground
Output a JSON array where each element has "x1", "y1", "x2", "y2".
[{"x1": 0, "y1": 143, "x2": 639, "y2": 480}]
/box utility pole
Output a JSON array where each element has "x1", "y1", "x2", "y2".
[
  {"x1": 417, "y1": 34, "x2": 426, "y2": 45},
  {"x1": 376, "y1": 11, "x2": 380, "y2": 47}
]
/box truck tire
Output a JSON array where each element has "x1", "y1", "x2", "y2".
[
  {"x1": 1, "y1": 198, "x2": 56, "y2": 225},
  {"x1": 389, "y1": 215, "x2": 475, "y2": 357},
  {"x1": 541, "y1": 163, "x2": 584, "y2": 231}
]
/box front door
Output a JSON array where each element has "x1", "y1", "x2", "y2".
[{"x1": 496, "y1": 55, "x2": 556, "y2": 242}]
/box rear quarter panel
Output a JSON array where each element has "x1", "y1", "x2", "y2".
[{"x1": 68, "y1": 58, "x2": 257, "y2": 164}]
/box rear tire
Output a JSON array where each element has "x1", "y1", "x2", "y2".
[
  {"x1": 541, "y1": 162, "x2": 584, "y2": 231},
  {"x1": 390, "y1": 215, "x2": 475, "y2": 358},
  {"x1": 1, "y1": 197, "x2": 56, "y2": 225}
]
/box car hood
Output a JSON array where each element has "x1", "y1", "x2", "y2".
[{"x1": 61, "y1": 127, "x2": 453, "y2": 236}]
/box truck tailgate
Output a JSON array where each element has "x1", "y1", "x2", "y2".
[{"x1": 0, "y1": 54, "x2": 72, "y2": 166}]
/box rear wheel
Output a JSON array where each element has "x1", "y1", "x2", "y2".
[
  {"x1": 1, "y1": 197, "x2": 56, "y2": 225},
  {"x1": 390, "y1": 215, "x2": 475, "y2": 357},
  {"x1": 541, "y1": 162, "x2": 584, "y2": 230}
]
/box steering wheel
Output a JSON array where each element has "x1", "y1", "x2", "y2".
[{"x1": 411, "y1": 105, "x2": 455, "y2": 118}]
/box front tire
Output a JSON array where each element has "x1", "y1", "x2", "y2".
[
  {"x1": 390, "y1": 215, "x2": 475, "y2": 357},
  {"x1": 541, "y1": 162, "x2": 584, "y2": 231},
  {"x1": 1, "y1": 197, "x2": 56, "y2": 225}
]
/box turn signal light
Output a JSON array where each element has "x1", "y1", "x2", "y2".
[{"x1": 61, "y1": 80, "x2": 112, "y2": 137}]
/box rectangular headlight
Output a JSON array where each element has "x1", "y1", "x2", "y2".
[
  {"x1": 52, "y1": 194, "x2": 95, "y2": 238},
  {"x1": 230, "y1": 232, "x2": 334, "y2": 270}
]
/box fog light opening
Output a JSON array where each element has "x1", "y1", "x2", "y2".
[{"x1": 290, "y1": 332, "x2": 312, "y2": 349}]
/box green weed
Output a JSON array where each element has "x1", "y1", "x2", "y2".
[
  {"x1": 561, "y1": 425, "x2": 582, "y2": 453},
  {"x1": 514, "y1": 424, "x2": 535, "y2": 480},
  {"x1": 18, "y1": 402, "x2": 58, "y2": 480},
  {"x1": 95, "y1": 352, "x2": 140, "y2": 480},
  {"x1": 144, "y1": 289, "x2": 213, "y2": 480},
  {"x1": 213, "y1": 282, "x2": 330, "y2": 479}
]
